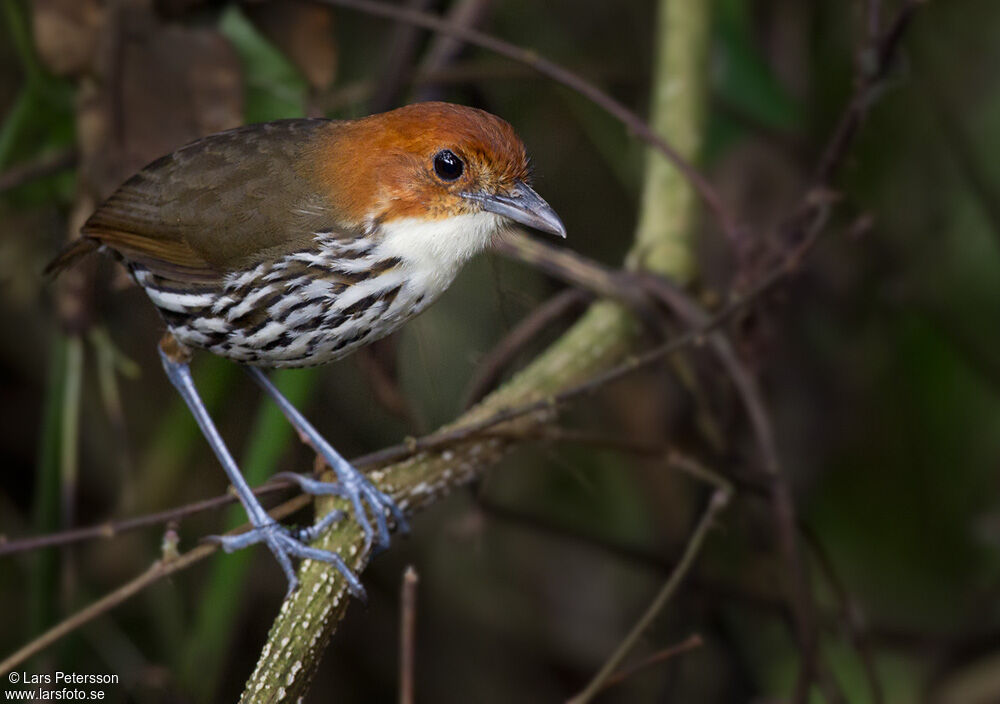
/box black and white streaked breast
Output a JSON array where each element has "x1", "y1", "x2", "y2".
[{"x1": 132, "y1": 235, "x2": 430, "y2": 368}]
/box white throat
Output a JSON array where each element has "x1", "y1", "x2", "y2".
[{"x1": 375, "y1": 211, "x2": 503, "y2": 296}]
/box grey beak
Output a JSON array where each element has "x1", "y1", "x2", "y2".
[{"x1": 463, "y1": 181, "x2": 567, "y2": 238}]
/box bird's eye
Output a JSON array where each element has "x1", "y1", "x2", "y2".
[{"x1": 433, "y1": 150, "x2": 464, "y2": 181}]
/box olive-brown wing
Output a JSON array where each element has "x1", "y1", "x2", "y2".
[{"x1": 81, "y1": 119, "x2": 349, "y2": 284}]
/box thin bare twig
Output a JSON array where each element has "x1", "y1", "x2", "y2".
[
  {"x1": 399, "y1": 566, "x2": 419, "y2": 704},
  {"x1": 0, "y1": 546, "x2": 213, "y2": 676},
  {"x1": 318, "y1": 60, "x2": 631, "y2": 113},
  {"x1": 0, "y1": 149, "x2": 76, "y2": 194},
  {"x1": 567, "y1": 489, "x2": 730, "y2": 704},
  {"x1": 0, "y1": 480, "x2": 294, "y2": 556},
  {"x1": 463, "y1": 288, "x2": 589, "y2": 407},
  {"x1": 1, "y1": 425, "x2": 751, "y2": 559},
  {"x1": 368, "y1": 0, "x2": 438, "y2": 113},
  {"x1": 765, "y1": 4, "x2": 923, "y2": 697},
  {"x1": 0, "y1": 494, "x2": 310, "y2": 675},
  {"x1": 636, "y1": 269, "x2": 823, "y2": 701},
  {"x1": 416, "y1": 0, "x2": 495, "y2": 102},
  {"x1": 815, "y1": 0, "x2": 923, "y2": 184},
  {"x1": 480, "y1": 426, "x2": 743, "y2": 494},
  {"x1": 345, "y1": 222, "x2": 828, "y2": 473},
  {"x1": 495, "y1": 232, "x2": 821, "y2": 679},
  {"x1": 595, "y1": 634, "x2": 703, "y2": 695}
]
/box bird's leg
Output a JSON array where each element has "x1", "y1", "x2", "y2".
[
  {"x1": 243, "y1": 366, "x2": 409, "y2": 554},
  {"x1": 157, "y1": 337, "x2": 363, "y2": 598}
]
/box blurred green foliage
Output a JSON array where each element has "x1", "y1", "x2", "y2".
[{"x1": 220, "y1": 5, "x2": 308, "y2": 123}]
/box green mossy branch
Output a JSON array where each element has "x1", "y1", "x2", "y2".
[
  {"x1": 242, "y1": 1, "x2": 712, "y2": 700},
  {"x1": 627, "y1": 0, "x2": 712, "y2": 283}
]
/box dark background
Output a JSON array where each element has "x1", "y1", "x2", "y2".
[{"x1": 2, "y1": 0, "x2": 999, "y2": 702}]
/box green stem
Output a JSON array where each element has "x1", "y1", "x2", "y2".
[
  {"x1": 2, "y1": 0, "x2": 42, "y2": 85},
  {"x1": 626, "y1": 0, "x2": 713, "y2": 283},
  {"x1": 30, "y1": 334, "x2": 67, "y2": 638},
  {"x1": 60, "y1": 338, "x2": 83, "y2": 528}
]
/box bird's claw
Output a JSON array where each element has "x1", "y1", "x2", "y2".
[
  {"x1": 205, "y1": 518, "x2": 365, "y2": 599},
  {"x1": 273, "y1": 470, "x2": 409, "y2": 554}
]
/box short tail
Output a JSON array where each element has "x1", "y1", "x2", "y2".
[{"x1": 44, "y1": 237, "x2": 99, "y2": 278}]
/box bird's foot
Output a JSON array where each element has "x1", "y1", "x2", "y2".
[
  {"x1": 205, "y1": 510, "x2": 365, "y2": 599},
  {"x1": 241, "y1": 367, "x2": 409, "y2": 556},
  {"x1": 274, "y1": 469, "x2": 408, "y2": 554}
]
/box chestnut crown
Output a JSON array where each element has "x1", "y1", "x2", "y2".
[{"x1": 318, "y1": 102, "x2": 565, "y2": 237}]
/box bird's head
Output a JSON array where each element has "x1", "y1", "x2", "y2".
[{"x1": 317, "y1": 102, "x2": 566, "y2": 245}]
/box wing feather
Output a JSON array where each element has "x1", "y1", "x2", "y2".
[{"x1": 79, "y1": 119, "x2": 353, "y2": 284}]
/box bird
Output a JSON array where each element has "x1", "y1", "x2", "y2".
[{"x1": 46, "y1": 101, "x2": 566, "y2": 598}]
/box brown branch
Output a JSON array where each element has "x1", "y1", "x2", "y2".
[
  {"x1": 351, "y1": 319, "x2": 736, "y2": 471},
  {"x1": 0, "y1": 149, "x2": 76, "y2": 194},
  {"x1": 815, "y1": 0, "x2": 924, "y2": 185},
  {"x1": 1, "y1": 550, "x2": 213, "y2": 676},
  {"x1": 594, "y1": 634, "x2": 704, "y2": 695},
  {"x1": 739, "y1": 3, "x2": 924, "y2": 695},
  {"x1": 399, "y1": 565, "x2": 419, "y2": 704},
  {"x1": 567, "y1": 489, "x2": 730, "y2": 704},
  {"x1": 494, "y1": 233, "x2": 660, "y2": 330},
  {"x1": 480, "y1": 426, "x2": 740, "y2": 493},
  {"x1": 318, "y1": 60, "x2": 633, "y2": 113},
  {"x1": 492, "y1": 235, "x2": 822, "y2": 679},
  {"x1": 1, "y1": 425, "x2": 757, "y2": 559},
  {"x1": 615, "y1": 255, "x2": 822, "y2": 701},
  {"x1": 367, "y1": 0, "x2": 438, "y2": 113},
  {"x1": 304, "y1": 0, "x2": 739, "y2": 240},
  {"x1": 415, "y1": 0, "x2": 495, "y2": 102},
  {"x1": 463, "y1": 287, "x2": 589, "y2": 407},
  {"x1": 345, "y1": 219, "x2": 831, "y2": 475},
  {"x1": 0, "y1": 480, "x2": 295, "y2": 556},
  {"x1": 0, "y1": 494, "x2": 310, "y2": 675},
  {"x1": 635, "y1": 271, "x2": 822, "y2": 701},
  {"x1": 5, "y1": 424, "x2": 719, "y2": 671}
]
